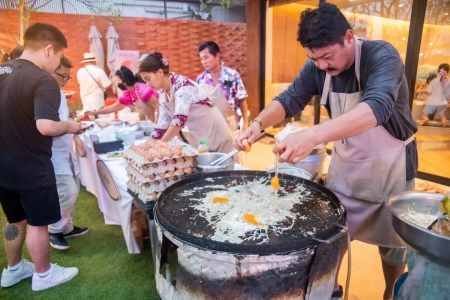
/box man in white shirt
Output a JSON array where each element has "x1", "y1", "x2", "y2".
[
  {"x1": 76, "y1": 52, "x2": 111, "y2": 112},
  {"x1": 417, "y1": 63, "x2": 450, "y2": 127},
  {"x1": 49, "y1": 55, "x2": 89, "y2": 250}
]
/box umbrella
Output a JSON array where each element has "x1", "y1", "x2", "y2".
[
  {"x1": 106, "y1": 23, "x2": 120, "y2": 94},
  {"x1": 88, "y1": 24, "x2": 104, "y2": 69}
]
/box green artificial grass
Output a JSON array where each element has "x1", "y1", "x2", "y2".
[{"x1": 0, "y1": 186, "x2": 160, "y2": 300}]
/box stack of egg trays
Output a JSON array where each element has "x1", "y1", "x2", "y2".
[{"x1": 124, "y1": 147, "x2": 198, "y2": 203}]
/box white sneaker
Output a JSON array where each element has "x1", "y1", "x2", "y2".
[
  {"x1": 1, "y1": 260, "x2": 35, "y2": 288},
  {"x1": 31, "y1": 264, "x2": 78, "y2": 291}
]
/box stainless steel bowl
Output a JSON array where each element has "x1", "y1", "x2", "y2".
[
  {"x1": 385, "y1": 191, "x2": 450, "y2": 266},
  {"x1": 265, "y1": 166, "x2": 311, "y2": 180},
  {"x1": 196, "y1": 152, "x2": 235, "y2": 173}
]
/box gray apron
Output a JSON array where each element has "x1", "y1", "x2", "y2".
[
  {"x1": 200, "y1": 82, "x2": 238, "y2": 132},
  {"x1": 162, "y1": 92, "x2": 234, "y2": 153},
  {"x1": 321, "y1": 38, "x2": 414, "y2": 247}
]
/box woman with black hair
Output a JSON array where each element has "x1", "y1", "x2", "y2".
[
  {"x1": 85, "y1": 66, "x2": 159, "y2": 122},
  {"x1": 139, "y1": 52, "x2": 234, "y2": 152}
]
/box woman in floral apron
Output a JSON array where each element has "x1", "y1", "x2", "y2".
[{"x1": 138, "y1": 52, "x2": 234, "y2": 153}]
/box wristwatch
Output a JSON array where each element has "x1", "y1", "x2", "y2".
[{"x1": 249, "y1": 119, "x2": 263, "y2": 131}]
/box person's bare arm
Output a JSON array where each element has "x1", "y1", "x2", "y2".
[
  {"x1": 273, "y1": 102, "x2": 377, "y2": 164},
  {"x1": 85, "y1": 101, "x2": 125, "y2": 116},
  {"x1": 160, "y1": 125, "x2": 183, "y2": 143},
  {"x1": 36, "y1": 119, "x2": 81, "y2": 136},
  {"x1": 235, "y1": 100, "x2": 286, "y2": 150},
  {"x1": 238, "y1": 99, "x2": 249, "y2": 130}
]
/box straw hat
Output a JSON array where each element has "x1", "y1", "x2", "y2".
[{"x1": 81, "y1": 52, "x2": 96, "y2": 63}]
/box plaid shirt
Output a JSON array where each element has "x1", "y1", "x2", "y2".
[{"x1": 196, "y1": 62, "x2": 248, "y2": 112}]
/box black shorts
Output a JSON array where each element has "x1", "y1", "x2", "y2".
[{"x1": 0, "y1": 185, "x2": 61, "y2": 226}]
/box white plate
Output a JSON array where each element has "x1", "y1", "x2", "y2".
[
  {"x1": 80, "y1": 121, "x2": 95, "y2": 129},
  {"x1": 99, "y1": 151, "x2": 125, "y2": 160},
  {"x1": 64, "y1": 91, "x2": 76, "y2": 96}
]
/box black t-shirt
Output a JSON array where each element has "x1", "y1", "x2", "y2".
[{"x1": 0, "y1": 59, "x2": 61, "y2": 190}]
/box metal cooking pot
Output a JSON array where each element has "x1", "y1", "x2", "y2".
[
  {"x1": 385, "y1": 191, "x2": 450, "y2": 267},
  {"x1": 196, "y1": 152, "x2": 235, "y2": 173}
]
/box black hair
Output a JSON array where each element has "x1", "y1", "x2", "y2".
[
  {"x1": 297, "y1": 3, "x2": 352, "y2": 49},
  {"x1": 57, "y1": 55, "x2": 73, "y2": 70},
  {"x1": 24, "y1": 23, "x2": 67, "y2": 52},
  {"x1": 116, "y1": 66, "x2": 137, "y2": 86},
  {"x1": 198, "y1": 41, "x2": 220, "y2": 56},
  {"x1": 1, "y1": 45, "x2": 24, "y2": 63},
  {"x1": 438, "y1": 63, "x2": 449, "y2": 73},
  {"x1": 426, "y1": 73, "x2": 437, "y2": 84},
  {"x1": 138, "y1": 52, "x2": 170, "y2": 75}
]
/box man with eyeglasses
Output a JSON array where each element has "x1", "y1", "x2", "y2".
[{"x1": 49, "y1": 55, "x2": 89, "y2": 251}]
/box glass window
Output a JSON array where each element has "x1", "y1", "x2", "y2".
[
  {"x1": 265, "y1": 3, "x2": 319, "y2": 134},
  {"x1": 413, "y1": 0, "x2": 450, "y2": 180}
]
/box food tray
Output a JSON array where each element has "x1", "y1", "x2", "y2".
[
  {"x1": 124, "y1": 147, "x2": 197, "y2": 167},
  {"x1": 127, "y1": 172, "x2": 183, "y2": 193},
  {"x1": 126, "y1": 164, "x2": 197, "y2": 183},
  {"x1": 127, "y1": 180, "x2": 160, "y2": 203}
]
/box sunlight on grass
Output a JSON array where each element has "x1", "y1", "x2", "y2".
[{"x1": 0, "y1": 187, "x2": 159, "y2": 299}]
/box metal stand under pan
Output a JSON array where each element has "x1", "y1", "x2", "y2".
[
  {"x1": 154, "y1": 214, "x2": 348, "y2": 300},
  {"x1": 128, "y1": 189, "x2": 158, "y2": 273}
]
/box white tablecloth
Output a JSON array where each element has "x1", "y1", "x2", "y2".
[{"x1": 75, "y1": 132, "x2": 140, "y2": 254}]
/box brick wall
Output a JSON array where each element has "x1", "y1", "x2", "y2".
[{"x1": 0, "y1": 9, "x2": 247, "y2": 105}]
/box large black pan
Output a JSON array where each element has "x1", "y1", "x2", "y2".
[{"x1": 155, "y1": 170, "x2": 345, "y2": 255}]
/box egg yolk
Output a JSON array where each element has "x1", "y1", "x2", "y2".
[
  {"x1": 243, "y1": 214, "x2": 264, "y2": 226},
  {"x1": 271, "y1": 175, "x2": 279, "y2": 190},
  {"x1": 242, "y1": 140, "x2": 251, "y2": 152},
  {"x1": 213, "y1": 197, "x2": 229, "y2": 204}
]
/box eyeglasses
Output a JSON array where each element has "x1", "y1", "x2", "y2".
[{"x1": 54, "y1": 71, "x2": 72, "y2": 83}]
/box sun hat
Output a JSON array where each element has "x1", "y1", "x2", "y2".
[
  {"x1": 138, "y1": 54, "x2": 149, "y2": 62},
  {"x1": 81, "y1": 52, "x2": 96, "y2": 63}
]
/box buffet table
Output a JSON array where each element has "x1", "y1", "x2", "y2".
[
  {"x1": 75, "y1": 132, "x2": 141, "y2": 254},
  {"x1": 74, "y1": 130, "x2": 242, "y2": 255}
]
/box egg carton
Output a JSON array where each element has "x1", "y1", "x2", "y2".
[
  {"x1": 124, "y1": 147, "x2": 197, "y2": 168},
  {"x1": 126, "y1": 165, "x2": 182, "y2": 183},
  {"x1": 127, "y1": 172, "x2": 183, "y2": 193},
  {"x1": 125, "y1": 162, "x2": 195, "y2": 179},
  {"x1": 124, "y1": 154, "x2": 196, "y2": 175},
  {"x1": 126, "y1": 180, "x2": 160, "y2": 203}
]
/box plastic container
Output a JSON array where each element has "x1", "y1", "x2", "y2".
[{"x1": 198, "y1": 141, "x2": 209, "y2": 154}]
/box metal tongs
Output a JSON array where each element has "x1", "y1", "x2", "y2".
[{"x1": 209, "y1": 132, "x2": 266, "y2": 166}]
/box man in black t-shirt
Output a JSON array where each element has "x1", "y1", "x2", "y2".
[{"x1": 0, "y1": 23, "x2": 80, "y2": 291}]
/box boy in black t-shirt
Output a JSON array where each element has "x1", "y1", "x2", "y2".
[{"x1": 0, "y1": 23, "x2": 80, "y2": 291}]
